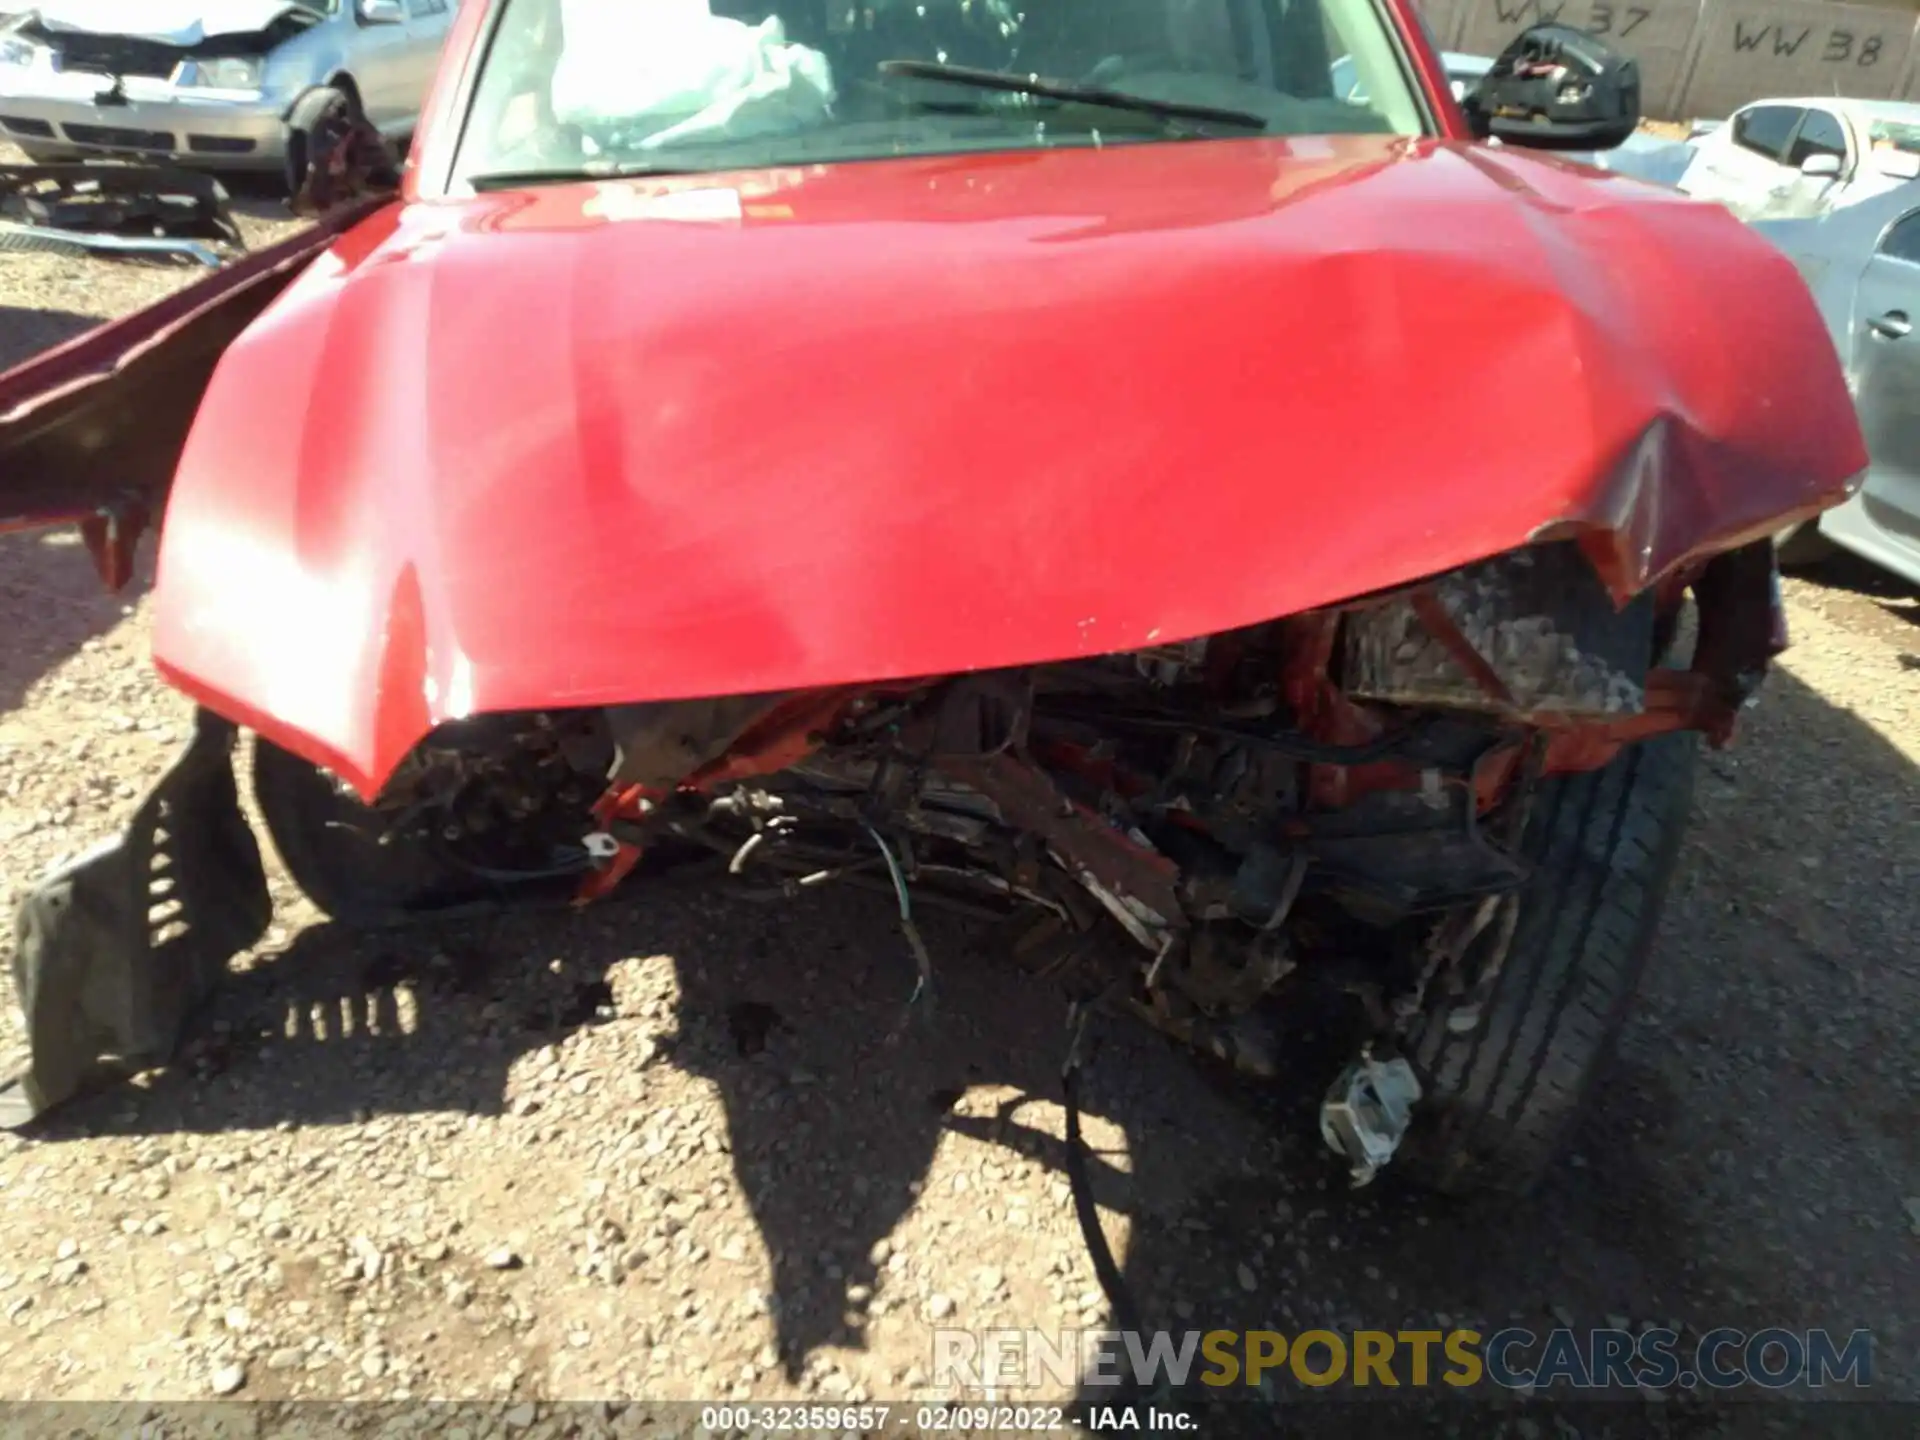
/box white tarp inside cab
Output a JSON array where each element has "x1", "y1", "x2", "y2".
[{"x1": 551, "y1": 0, "x2": 834, "y2": 150}]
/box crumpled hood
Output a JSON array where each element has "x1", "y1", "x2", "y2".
[
  {"x1": 21, "y1": 0, "x2": 308, "y2": 44},
  {"x1": 152, "y1": 135, "x2": 1867, "y2": 796}
]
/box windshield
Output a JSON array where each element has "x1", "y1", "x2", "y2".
[
  {"x1": 1869, "y1": 118, "x2": 1920, "y2": 156},
  {"x1": 449, "y1": 0, "x2": 1428, "y2": 189}
]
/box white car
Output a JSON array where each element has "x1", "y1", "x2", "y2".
[
  {"x1": 1678, "y1": 97, "x2": 1920, "y2": 222},
  {"x1": 1751, "y1": 181, "x2": 1920, "y2": 586}
]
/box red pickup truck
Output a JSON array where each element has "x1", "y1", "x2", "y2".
[{"x1": 0, "y1": 0, "x2": 1864, "y2": 1205}]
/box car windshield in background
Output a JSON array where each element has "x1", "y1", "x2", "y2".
[
  {"x1": 1870, "y1": 118, "x2": 1920, "y2": 155},
  {"x1": 451, "y1": 0, "x2": 1427, "y2": 189}
]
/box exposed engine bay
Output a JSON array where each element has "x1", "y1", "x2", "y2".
[
  {"x1": 168, "y1": 537, "x2": 1774, "y2": 1184},
  {"x1": 368, "y1": 621, "x2": 1545, "y2": 1073}
]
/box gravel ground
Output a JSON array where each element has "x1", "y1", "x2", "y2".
[{"x1": 0, "y1": 144, "x2": 1914, "y2": 1437}]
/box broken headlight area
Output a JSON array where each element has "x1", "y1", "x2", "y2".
[
  {"x1": 270, "y1": 541, "x2": 1732, "y2": 1055},
  {"x1": 179, "y1": 56, "x2": 266, "y2": 90}
]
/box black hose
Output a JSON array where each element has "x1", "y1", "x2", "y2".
[
  {"x1": 1061, "y1": 1008, "x2": 1173, "y2": 1415},
  {"x1": 1062, "y1": 1060, "x2": 1144, "y2": 1338}
]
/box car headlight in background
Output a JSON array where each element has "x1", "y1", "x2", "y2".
[{"x1": 184, "y1": 55, "x2": 264, "y2": 89}]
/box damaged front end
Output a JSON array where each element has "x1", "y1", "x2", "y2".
[{"x1": 4, "y1": 533, "x2": 1782, "y2": 1175}]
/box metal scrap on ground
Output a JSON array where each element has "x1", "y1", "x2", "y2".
[{"x1": 0, "y1": 163, "x2": 245, "y2": 267}]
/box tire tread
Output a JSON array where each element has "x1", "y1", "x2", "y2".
[{"x1": 1401, "y1": 731, "x2": 1698, "y2": 1194}]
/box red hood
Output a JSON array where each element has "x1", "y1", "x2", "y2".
[{"x1": 151, "y1": 135, "x2": 1866, "y2": 797}]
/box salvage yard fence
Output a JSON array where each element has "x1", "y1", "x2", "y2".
[{"x1": 1423, "y1": 0, "x2": 1920, "y2": 120}]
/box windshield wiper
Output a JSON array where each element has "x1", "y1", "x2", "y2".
[
  {"x1": 877, "y1": 59, "x2": 1268, "y2": 132},
  {"x1": 466, "y1": 163, "x2": 699, "y2": 192}
]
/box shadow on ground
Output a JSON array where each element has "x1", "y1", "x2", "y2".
[
  {"x1": 0, "y1": 305, "x2": 97, "y2": 371},
  {"x1": 1, "y1": 304, "x2": 154, "y2": 714},
  {"x1": 0, "y1": 530, "x2": 150, "y2": 718},
  {"x1": 1792, "y1": 550, "x2": 1920, "y2": 634},
  {"x1": 16, "y1": 666, "x2": 1918, "y2": 1431}
]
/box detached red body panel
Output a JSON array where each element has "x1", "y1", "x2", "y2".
[{"x1": 147, "y1": 135, "x2": 1864, "y2": 797}]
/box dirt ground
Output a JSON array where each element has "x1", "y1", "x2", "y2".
[{"x1": 0, "y1": 145, "x2": 1915, "y2": 1439}]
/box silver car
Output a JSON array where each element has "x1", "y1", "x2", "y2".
[
  {"x1": 0, "y1": 0, "x2": 452, "y2": 171},
  {"x1": 1755, "y1": 181, "x2": 1920, "y2": 585}
]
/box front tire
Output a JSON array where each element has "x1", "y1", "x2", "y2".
[
  {"x1": 252, "y1": 736, "x2": 483, "y2": 926},
  {"x1": 283, "y1": 81, "x2": 396, "y2": 210},
  {"x1": 1398, "y1": 730, "x2": 1699, "y2": 1194}
]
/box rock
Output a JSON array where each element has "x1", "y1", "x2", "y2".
[
  {"x1": 1236, "y1": 1264, "x2": 1257, "y2": 1293},
  {"x1": 266, "y1": 1348, "x2": 304, "y2": 1372},
  {"x1": 502, "y1": 1402, "x2": 537, "y2": 1429},
  {"x1": 485, "y1": 1247, "x2": 523, "y2": 1271},
  {"x1": 928, "y1": 1293, "x2": 955, "y2": 1320},
  {"x1": 209, "y1": 1363, "x2": 247, "y2": 1396},
  {"x1": 362, "y1": 1352, "x2": 386, "y2": 1379},
  {"x1": 53, "y1": 1240, "x2": 77, "y2": 1262},
  {"x1": 1550, "y1": 1305, "x2": 1577, "y2": 1329}
]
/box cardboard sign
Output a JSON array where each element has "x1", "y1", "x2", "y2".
[
  {"x1": 1679, "y1": 0, "x2": 1917, "y2": 116},
  {"x1": 1453, "y1": 0, "x2": 1705, "y2": 114}
]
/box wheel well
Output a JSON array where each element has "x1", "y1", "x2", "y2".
[{"x1": 282, "y1": 75, "x2": 361, "y2": 126}]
